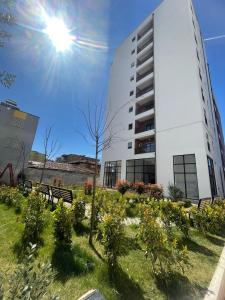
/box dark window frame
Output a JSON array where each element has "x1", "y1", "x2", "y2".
[
  {"x1": 103, "y1": 161, "x2": 121, "y2": 188},
  {"x1": 207, "y1": 156, "x2": 217, "y2": 198},
  {"x1": 128, "y1": 123, "x2": 133, "y2": 130},
  {"x1": 129, "y1": 106, "x2": 133, "y2": 113},
  {"x1": 126, "y1": 158, "x2": 155, "y2": 184},
  {"x1": 128, "y1": 142, "x2": 132, "y2": 149},
  {"x1": 173, "y1": 154, "x2": 199, "y2": 200}
]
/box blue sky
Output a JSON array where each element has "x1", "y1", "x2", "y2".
[{"x1": 1, "y1": 0, "x2": 225, "y2": 159}]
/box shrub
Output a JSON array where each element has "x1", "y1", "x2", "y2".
[
  {"x1": 84, "y1": 181, "x2": 93, "y2": 195},
  {"x1": 72, "y1": 198, "x2": 86, "y2": 227},
  {"x1": 183, "y1": 199, "x2": 192, "y2": 208},
  {"x1": 52, "y1": 200, "x2": 72, "y2": 246},
  {"x1": 6, "y1": 244, "x2": 58, "y2": 300},
  {"x1": 116, "y1": 180, "x2": 130, "y2": 195},
  {"x1": 125, "y1": 198, "x2": 139, "y2": 217},
  {"x1": 99, "y1": 196, "x2": 127, "y2": 268},
  {"x1": 133, "y1": 182, "x2": 145, "y2": 195},
  {"x1": 160, "y1": 201, "x2": 190, "y2": 238},
  {"x1": 191, "y1": 205, "x2": 225, "y2": 235},
  {"x1": 147, "y1": 184, "x2": 164, "y2": 201},
  {"x1": 22, "y1": 193, "x2": 45, "y2": 245},
  {"x1": 139, "y1": 204, "x2": 190, "y2": 276},
  {"x1": 168, "y1": 183, "x2": 184, "y2": 201},
  {"x1": 0, "y1": 186, "x2": 24, "y2": 213}
]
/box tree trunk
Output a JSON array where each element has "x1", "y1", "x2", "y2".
[
  {"x1": 40, "y1": 156, "x2": 47, "y2": 184},
  {"x1": 89, "y1": 139, "x2": 98, "y2": 246}
]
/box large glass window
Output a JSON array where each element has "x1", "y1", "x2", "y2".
[
  {"x1": 173, "y1": 154, "x2": 199, "y2": 199},
  {"x1": 207, "y1": 157, "x2": 217, "y2": 198},
  {"x1": 126, "y1": 159, "x2": 155, "y2": 184},
  {"x1": 103, "y1": 161, "x2": 121, "y2": 188}
]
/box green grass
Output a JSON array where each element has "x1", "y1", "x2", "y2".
[{"x1": 0, "y1": 202, "x2": 224, "y2": 300}]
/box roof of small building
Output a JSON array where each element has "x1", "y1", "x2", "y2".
[{"x1": 28, "y1": 161, "x2": 95, "y2": 174}]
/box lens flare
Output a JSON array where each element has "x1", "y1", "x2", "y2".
[{"x1": 44, "y1": 17, "x2": 73, "y2": 52}]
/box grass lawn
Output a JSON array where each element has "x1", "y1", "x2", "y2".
[{"x1": 0, "y1": 202, "x2": 224, "y2": 300}]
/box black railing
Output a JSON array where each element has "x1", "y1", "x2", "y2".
[
  {"x1": 135, "y1": 123, "x2": 154, "y2": 134},
  {"x1": 135, "y1": 143, "x2": 155, "y2": 154},
  {"x1": 137, "y1": 38, "x2": 153, "y2": 54},
  {"x1": 137, "y1": 24, "x2": 153, "y2": 41},
  {"x1": 137, "y1": 53, "x2": 153, "y2": 67},
  {"x1": 136, "y1": 69, "x2": 153, "y2": 82},
  {"x1": 136, "y1": 85, "x2": 154, "y2": 98},
  {"x1": 136, "y1": 103, "x2": 154, "y2": 115}
]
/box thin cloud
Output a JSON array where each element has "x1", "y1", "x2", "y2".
[{"x1": 204, "y1": 35, "x2": 225, "y2": 42}]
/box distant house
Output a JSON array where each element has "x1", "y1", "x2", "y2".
[{"x1": 25, "y1": 161, "x2": 97, "y2": 186}]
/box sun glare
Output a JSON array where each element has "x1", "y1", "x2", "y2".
[{"x1": 44, "y1": 17, "x2": 72, "y2": 52}]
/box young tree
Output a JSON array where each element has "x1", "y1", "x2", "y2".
[
  {"x1": 40, "y1": 127, "x2": 60, "y2": 183},
  {"x1": 0, "y1": 0, "x2": 16, "y2": 87},
  {"x1": 78, "y1": 101, "x2": 128, "y2": 246}
]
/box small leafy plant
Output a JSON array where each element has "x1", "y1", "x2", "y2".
[
  {"x1": 72, "y1": 198, "x2": 86, "y2": 227},
  {"x1": 116, "y1": 180, "x2": 130, "y2": 195},
  {"x1": 168, "y1": 183, "x2": 184, "y2": 202},
  {"x1": 52, "y1": 200, "x2": 72, "y2": 246},
  {"x1": 84, "y1": 181, "x2": 93, "y2": 195}
]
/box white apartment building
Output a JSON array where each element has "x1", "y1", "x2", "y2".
[{"x1": 100, "y1": 0, "x2": 225, "y2": 200}]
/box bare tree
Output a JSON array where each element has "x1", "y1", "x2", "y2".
[
  {"x1": 0, "y1": 0, "x2": 16, "y2": 87},
  {"x1": 40, "y1": 127, "x2": 60, "y2": 184},
  {"x1": 78, "y1": 101, "x2": 128, "y2": 246}
]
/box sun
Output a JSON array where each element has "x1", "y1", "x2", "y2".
[{"x1": 44, "y1": 17, "x2": 72, "y2": 52}]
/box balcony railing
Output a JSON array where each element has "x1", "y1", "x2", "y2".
[
  {"x1": 136, "y1": 85, "x2": 154, "y2": 98},
  {"x1": 137, "y1": 52, "x2": 153, "y2": 67},
  {"x1": 135, "y1": 123, "x2": 154, "y2": 134},
  {"x1": 136, "y1": 69, "x2": 153, "y2": 82},
  {"x1": 137, "y1": 38, "x2": 153, "y2": 54},
  {"x1": 136, "y1": 103, "x2": 154, "y2": 115},
  {"x1": 137, "y1": 24, "x2": 153, "y2": 41},
  {"x1": 135, "y1": 143, "x2": 155, "y2": 154}
]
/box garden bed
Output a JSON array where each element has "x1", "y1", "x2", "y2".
[{"x1": 0, "y1": 197, "x2": 225, "y2": 300}]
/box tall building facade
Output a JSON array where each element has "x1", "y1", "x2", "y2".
[
  {"x1": 100, "y1": 0, "x2": 225, "y2": 200},
  {"x1": 0, "y1": 100, "x2": 39, "y2": 182}
]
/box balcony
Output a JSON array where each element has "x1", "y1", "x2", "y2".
[
  {"x1": 136, "y1": 67, "x2": 154, "y2": 82},
  {"x1": 137, "y1": 21, "x2": 153, "y2": 41},
  {"x1": 136, "y1": 84, "x2": 154, "y2": 98},
  {"x1": 137, "y1": 51, "x2": 153, "y2": 67},
  {"x1": 136, "y1": 99, "x2": 154, "y2": 115},
  {"x1": 135, "y1": 117, "x2": 154, "y2": 134},
  {"x1": 135, "y1": 137, "x2": 155, "y2": 154},
  {"x1": 137, "y1": 38, "x2": 153, "y2": 54}
]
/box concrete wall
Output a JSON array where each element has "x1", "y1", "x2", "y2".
[
  {"x1": 0, "y1": 104, "x2": 39, "y2": 183},
  {"x1": 25, "y1": 168, "x2": 97, "y2": 187}
]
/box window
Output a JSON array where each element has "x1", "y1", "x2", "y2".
[
  {"x1": 131, "y1": 49, "x2": 135, "y2": 55},
  {"x1": 201, "y1": 88, "x2": 205, "y2": 102},
  {"x1": 126, "y1": 159, "x2": 155, "y2": 184},
  {"x1": 103, "y1": 161, "x2": 121, "y2": 188},
  {"x1": 129, "y1": 106, "x2": 133, "y2": 113},
  {"x1": 173, "y1": 154, "x2": 199, "y2": 199},
  {"x1": 207, "y1": 142, "x2": 211, "y2": 152},
  {"x1": 207, "y1": 157, "x2": 217, "y2": 198},
  {"x1": 204, "y1": 109, "x2": 208, "y2": 126},
  {"x1": 197, "y1": 50, "x2": 200, "y2": 62},
  {"x1": 194, "y1": 34, "x2": 198, "y2": 45},
  {"x1": 130, "y1": 75, "x2": 134, "y2": 82},
  {"x1": 128, "y1": 123, "x2": 133, "y2": 130},
  {"x1": 131, "y1": 62, "x2": 135, "y2": 68},
  {"x1": 132, "y1": 36, "x2": 136, "y2": 42},
  {"x1": 130, "y1": 90, "x2": 134, "y2": 96},
  {"x1": 128, "y1": 142, "x2": 132, "y2": 149},
  {"x1": 199, "y1": 68, "x2": 202, "y2": 81}
]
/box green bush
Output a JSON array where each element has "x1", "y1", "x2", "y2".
[
  {"x1": 0, "y1": 186, "x2": 25, "y2": 213},
  {"x1": 22, "y1": 193, "x2": 45, "y2": 245},
  {"x1": 5, "y1": 244, "x2": 59, "y2": 300},
  {"x1": 116, "y1": 180, "x2": 130, "y2": 195},
  {"x1": 72, "y1": 198, "x2": 86, "y2": 226},
  {"x1": 160, "y1": 201, "x2": 190, "y2": 238},
  {"x1": 168, "y1": 183, "x2": 184, "y2": 202},
  {"x1": 125, "y1": 198, "x2": 139, "y2": 218},
  {"x1": 139, "y1": 204, "x2": 190, "y2": 276},
  {"x1": 52, "y1": 200, "x2": 72, "y2": 246},
  {"x1": 191, "y1": 204, "x2": 225, "y2": 235},
  {"x1": 99, "y1": 196, "x2": 127, "y2": 268}
]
